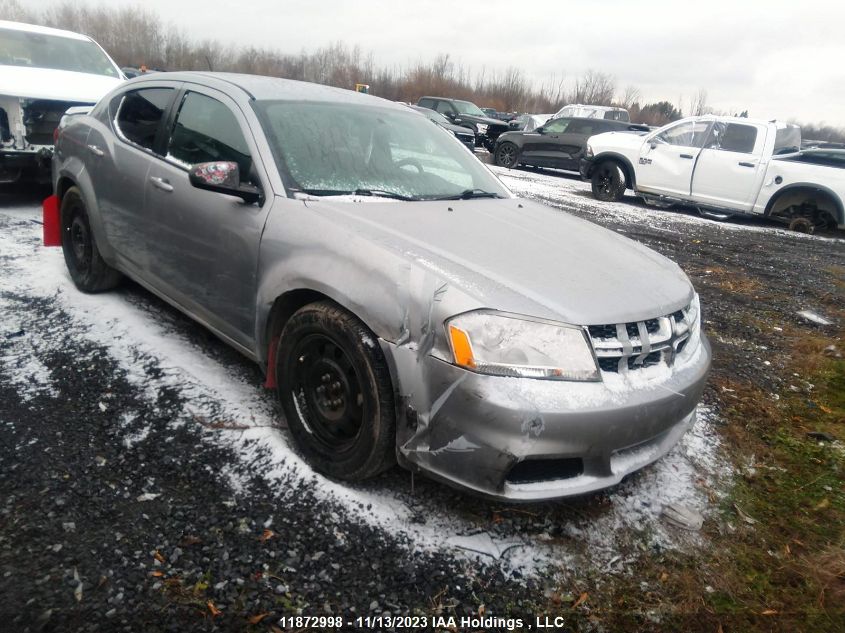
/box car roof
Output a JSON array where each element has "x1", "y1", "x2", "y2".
[
  {"x1": 0, "y1": 19, "x2": 91, "y2": 41},
  {"x1": 127, "y1": 71, "x2": 408, "y2": 109}
]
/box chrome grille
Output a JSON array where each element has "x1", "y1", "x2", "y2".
[{"x1": 587, "y1": 303, "x2": 696, "y2": 374}]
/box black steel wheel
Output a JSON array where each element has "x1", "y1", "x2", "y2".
[
  {"x1": 494, "y1": 142, "x2": 519, "y2": 168},
  {"x1": 276, "y1": 301, "x2": 396, "y2": 480},
  {"x1": 60, "y1": 186, "x2": 122, "y2": 292},
  {"x1": 591, "y1": 161, "x2": 626, "y2": 202}
]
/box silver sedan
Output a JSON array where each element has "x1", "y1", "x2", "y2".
[{"x1": 49, "y1": 72, "x2": 710, "y2": 501}]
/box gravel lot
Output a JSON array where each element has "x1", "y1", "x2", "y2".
[{"x1": 1, "y1": 165, "x2": 843, "y2": 631}]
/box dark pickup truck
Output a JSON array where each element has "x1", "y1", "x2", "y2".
[{"x1": 417, "y1": 96, "x2": 509, "y2": 151}]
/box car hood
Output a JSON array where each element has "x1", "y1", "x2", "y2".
[
  {"x1": 0, "y1": 66, "x2": 123, "y2": 102},
  {"x1": 454, "y1": 114, "x2": 508, "y2": 128},
  {"x1": 441, "y1": 122, "x2": 474, "y2": 135},
  {"x1": 303, "y1": 197, "x2": 693, "y2": 325}
]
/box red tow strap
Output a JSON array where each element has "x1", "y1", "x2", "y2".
[
  {"x1": 263, "y1": 336, "x2": 279, "y2": 389},
  {"x1": 42, "y1": 195, "x2": 61, "y2": 247}
]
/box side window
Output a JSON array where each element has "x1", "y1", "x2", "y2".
[
  {"x1": 418, "y1": 98, "x2": 434, "y2": 109},
  {"x1": 544, "y1": 118, "x2": 570, "y2": 133},
  {"x1": 705, "y1": 122, "x2": 758, "y2": 153},
  {"x1": 114, "y1": 88, "x2": 174, "y2": 151},
  {"x1": 654, "y1": 120, "x2": 710, "y2": 147},
  {"x1": 719, "y1": 123, "x2": 758, "y2": 153},
  {"x1": 434, "y1": 101, "x2": 454, "y2": 115},
  {"x1": 166, "y1": 92, "x2": 253, "y2": 181},
  {"x1": 567, "y1": 120, "x2": 597, "y2": 135}
]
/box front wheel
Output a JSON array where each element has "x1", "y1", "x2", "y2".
[
  {"x1": 494, "y1": 142, "x2": 519, "y2": 168},
  {"x1": 60, "y1": 186, "x2": 122, "y2": 292},
  {"x1": 591, "y1": 161, "x2": 626, "y2": 202},
  {"x1": 276, "y1": 301, "x2": 396, "y2": 481}
]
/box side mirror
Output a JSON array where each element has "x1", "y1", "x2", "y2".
[
  {"x1": 443, "y1": 111, "x2": 455, "y2": 119},
  {"x1": 189, "y1": 161, "x2": 261, "y2": 204},
  {"x1": 536, "y1": 127, "x2": 545, "y2": 134}
]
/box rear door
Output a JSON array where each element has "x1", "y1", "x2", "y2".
[
  {"x1": 690, "y1": 121, "x2": 766, "y2": 211},
  {"x1": 636, "y1": 119, "x2": 711, "y2": 198},
  {"x1": 88, "y1": 84, "x2": 178, "y2": 274},
  {"x1": 144, "y1": 85, "x2": 272, "y2": 347},
  {"x1": 520, "y1": 118, "x2": 571, "y2": 165}
]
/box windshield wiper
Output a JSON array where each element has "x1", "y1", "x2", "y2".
[
  {"x1": 353, "y1": 189, "x2": 417, "y2": 201},
  {"x1": 429, "y1": 189, "x2": 503, "y2": 200},
  {"x1": 297, "y1": 188, "x2": 416, "y2": 201}
]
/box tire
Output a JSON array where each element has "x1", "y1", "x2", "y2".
[
  {"x1": 276, "y1": 301, "x2": 396, "y2": 481},
  {"x1": 60, "y1": 186, "x2": 122, "y2": 292},
  {"x1": 591, "y1": 161, "x2": 627, "y2": 202},
  {"x1": 494, "y1": 142, "x2": 519, "y2": 168}
]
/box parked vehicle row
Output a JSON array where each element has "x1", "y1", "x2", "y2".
[
  {"x1": 46, "y1": 71, "x2": 711, "y2": 501},
  {"x1": 581, "y1": 115, "x2": 845, "y2": 231},
  {"x1": 416, "y1": 96, "x2": 510, "y2": 151},
  {"x1": 407, "y1": 104, "x2": 476, "y2": 151}
]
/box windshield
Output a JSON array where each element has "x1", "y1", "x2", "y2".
[
  {"x1": 0, "y1": 27, "x2": 119, "y2": 77},
  {"x1": 453, "y1": 100, "x2": 486, "y2": 117},
  {"x1": 254, "y1": 101, "x2": 510, "y2": 200}
]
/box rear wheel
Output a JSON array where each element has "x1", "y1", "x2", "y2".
[
  {"x1": 494, "y1": 142, "x2": 519, "y2": 168},
  {"x1": 276, "y1": 301, "x2": 396, "y2": 481},
  {"x1": 591, "y1": 161, "x2": 626, "y2": 202},
  {"x1": 60, "y1": 186, "x2": 122, "y2": 292}
]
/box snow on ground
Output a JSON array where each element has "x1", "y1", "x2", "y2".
[
  {"x1": 0, "y1": 194, "x2": 729, "y2": 578},
  {"x1": 490, "y1": 164, "x2": 845, "y2": 244}
]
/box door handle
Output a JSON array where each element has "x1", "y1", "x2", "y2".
[
  {"x1": 87, "y1": 144, "x2": 104, "y2": 157},
  {"x1": 680, "y1": 153, "x2": 694, "y2": 159},
  {"x1": 149, "y1": 176, "x2": 173, "y2": 192},
  {"x1": 738, "y1": 161, "x2": 756, "y2": 168}
]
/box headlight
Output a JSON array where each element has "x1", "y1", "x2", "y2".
[
  {"x1": 446, "y1": 311, "x2": 599, "y2": 381},
  {"x1": 476, "y1": 123, "x2": 489, "y2": 135},
  {"x1": 585, "y1": 143, "x2": 594, "y2": 159}
]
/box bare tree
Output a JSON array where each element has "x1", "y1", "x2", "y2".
[
  {"x1": 619, "y1": 85, "x2": 641, "y2": 110},
  {"x1": 689, "y1": 89, "x2": 709, "y2": 116},
  {"x1": 571, "y1": 70, "x2": 615, "y2": 105}
]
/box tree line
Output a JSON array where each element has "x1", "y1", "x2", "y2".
[{"x1": 2, "y1": 0, "x2": 843, "y2": 139}]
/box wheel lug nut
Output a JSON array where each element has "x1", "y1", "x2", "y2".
[
  {"x1": 322, "y1": 374, "x2": 330, "y2": 383},
  {"x1": 332, "y1": 381, "x2": 341, "y2": 390}
]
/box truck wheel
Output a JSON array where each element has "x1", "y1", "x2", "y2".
[
  {"x1": 60, "y1": 186, "x2": 122, "y2": 292},
  {"x1": 591, "y1": 161, "x2": 626, "y2": 202},
  {"x1": 276, "y1": 301, "x2": 396, "y2": 481},
  {"x1": 494, "y1": 142, "x2": 519, "y2": 168}
]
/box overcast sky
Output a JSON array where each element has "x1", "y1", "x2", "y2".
[{"x1": 46, "y1": 0, "x2": 845, "y2": 126}]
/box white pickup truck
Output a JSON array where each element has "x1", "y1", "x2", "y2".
[{"x1": 580, "y1": 115, "x2": 845, "y2": 232}]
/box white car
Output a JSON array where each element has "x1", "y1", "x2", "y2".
[
  {"x1": 581, "y1": 115, "x2": 845, "y2": 232},
  {"x1": 0, "y1": 20, "x2": 123, "y2": 184}
]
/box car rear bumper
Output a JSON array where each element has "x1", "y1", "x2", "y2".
[{"x1": 384, "y1": 334, "x2": 711, "y2": 501}]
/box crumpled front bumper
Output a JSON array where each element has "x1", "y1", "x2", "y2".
[{"x1": 383, "y1": 335, "x2": 711, "y2": 502}]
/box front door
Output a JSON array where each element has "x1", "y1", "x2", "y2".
[
  {"x1": 144, "y1": 87, "x2": 272, "y2": 348},
  {"x1": 520, "y1": 118, "x2": 572, "y2": 166},
  {"x1": 636, "y1": 119, "x2": 711, "y2": 198}
]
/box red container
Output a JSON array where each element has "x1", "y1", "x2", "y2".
[{"x1": 42, "y1": 195, "x2": 61, "y2": 247}]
